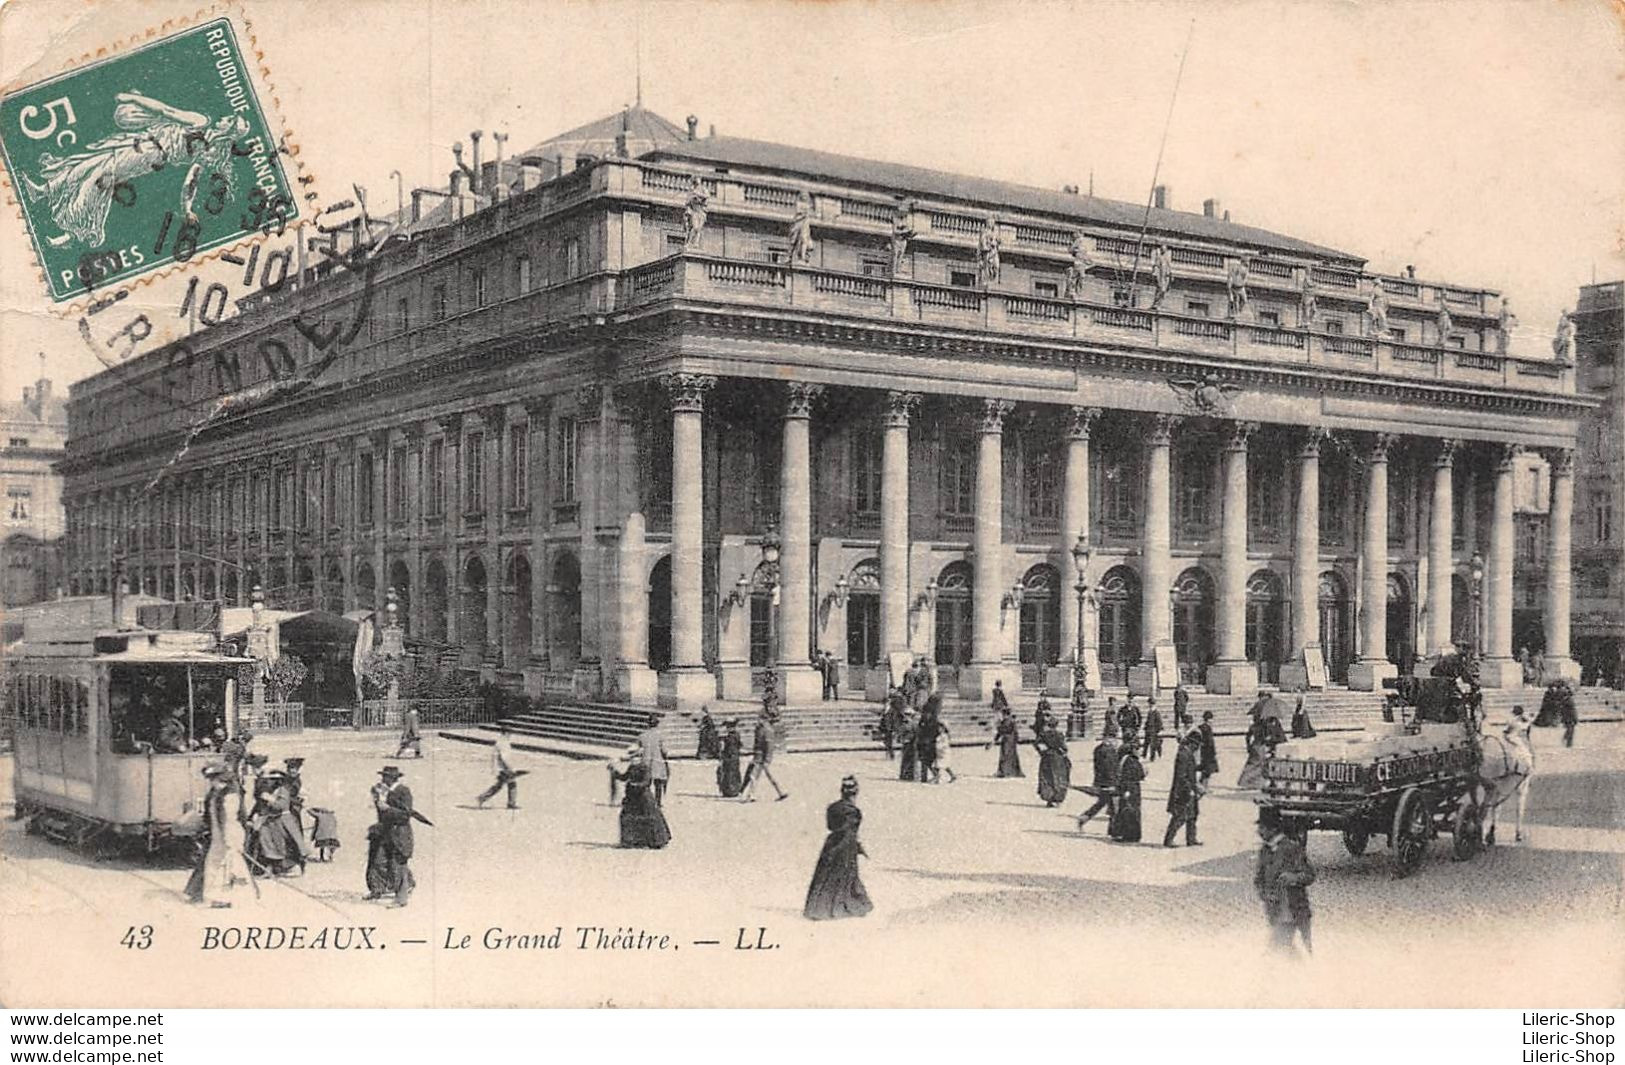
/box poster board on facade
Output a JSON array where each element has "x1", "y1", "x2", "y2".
[
  {"x1": 1153, "y1": 645, "x2": 1179, "y2": 688},
  {"x1": 1303, "y1": 647, "x2": 1328, "y2": 689},
  {"x1": 888, "y1": 651, "x2": 915, "y2": 689}
]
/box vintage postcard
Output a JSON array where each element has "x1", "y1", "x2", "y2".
[{"x1": 0, "y1": 0, "x2": 1621, "y2": 1011}]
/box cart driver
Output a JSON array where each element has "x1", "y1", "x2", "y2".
[{"x1": 155, "y1": 708, "x2": 190, "y2": 753}]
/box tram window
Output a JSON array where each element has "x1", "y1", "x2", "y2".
[
  {"x1": 107, "y1": 666, "x2": 230, "y2": 754},
  {"x1": 76, "y1": 680, "x2": 90, "y2": 736}
]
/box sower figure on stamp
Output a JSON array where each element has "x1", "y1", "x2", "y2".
[
  {"x1": 476, "y1": 724, "x2": 521, "y2": 809},
  {"x1": 1255, "y1": 808, "x2": 1315, "y2": 958}
]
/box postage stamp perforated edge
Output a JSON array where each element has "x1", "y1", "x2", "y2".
[{"x1": 0, "y1": 1, "x2": 322, "y2": 316}]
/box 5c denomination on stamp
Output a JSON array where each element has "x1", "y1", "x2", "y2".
[{"x1": 0, "y1": 16, "x2": 297, "y2": 302}]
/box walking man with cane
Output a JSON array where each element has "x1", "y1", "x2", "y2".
[{"x1": 476, "y1": 724, "x2": 522, "y2": 809}]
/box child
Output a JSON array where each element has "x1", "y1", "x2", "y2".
[
  {"x1": 935, "y1": 722, "x2": 957, "y2": 784},
  {"x1": 308, "y1": 807, "x2": 341, "y2": 861}
]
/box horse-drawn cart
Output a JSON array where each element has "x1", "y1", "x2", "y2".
[{"x1": 1260, "y1": 677, "x2": 1496, "y2": 877}]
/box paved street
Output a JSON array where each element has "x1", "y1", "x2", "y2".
[{"x1": 2, "y1": 723, "x2": 1620, "y2": 1008}]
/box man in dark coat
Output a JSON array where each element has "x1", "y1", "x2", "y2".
[
  {"x1": 1076, "y1": 732, "x2": 1121, "y2": 831},
  {"x1": 741, "y1": 713, "x2": 788, "y2": 802},
  {"x1": 1198, "y1": 710, "x2": 1220, "y2": 786},
  {"x1": 817, "y1": 652, "x2": 832, "y2": 701},
  {"x1": 1172, "y1": 684, "x2": 1192, "y2": 734},
  {"x1": 1162, "y1": 731, "x2": 1204, "y2": 847},
  {"x1": 825, "y1": 653, "x2": 841, "y2": 701},
  {"x1": 1143, "y1": 702, "x2": 1165, "y2": 761},
  {"x1": 1255, "y1": 809, "x2": 1315, "y2": 956},
  {"x1": 1118, "y1": 696, "x2": 1143, "y2": 741},
  {"x1": 373, "y1": 766, "x2": 420, "y2": 907},
  {"x1": 879, "y1": 689, "x2": 904, "y2": 759}
]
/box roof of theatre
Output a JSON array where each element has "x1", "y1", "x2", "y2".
[{"x1": 643, "y1": 133, "x2": 1362, "y2": 265}]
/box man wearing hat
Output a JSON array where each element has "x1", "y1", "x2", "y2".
[
  {"x1": 476, "y1": 725, "x2": 521, "y2": 810},
  {"x1": 1162, "y1": 730, "x2": 1204, "y2": 847},
  {"x1": 282, "y1": 757, "x2": 307, "y2": 835},
  {"x1": 371, "y1": 766, "x2": 419, "y2": 907},
  {"x1": 1198, "y1": 710, "x2": 1220, "y2": 787},
  {"x1": 1254, "y1": 808, "x2": 1315, "y2": 957}
]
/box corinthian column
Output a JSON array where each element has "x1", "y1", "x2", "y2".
[
  {"x1": 880, "y1": 391, "x2": 919, "y2": 670},
  {"x1": 777, "y1": 381, "x2": 825, "y2": 704},
  {"x1": 1058, "y1": 406, "x2": 1099, "y2": 660},
  {"x1": 963, "y1": 397, "x2": 1017, "y2": 700},
  {"x1": 1208, "y1": 420, "x2": 1258, "y2": 695},
  {"x1": 1280, "y1": 426, "x2": 1327, "y2": 691},
  {"x1": 1350, "y1": 433, "x2": 1400, "y2": 690},
  {"x1": 658, "y1": 373, "x2": 717, "y2": 710},
  {"x1": 1425, "y1": 438, "x2": 1459, "y2": 660},
  {"x1": 1130, "y1": 414, "x2": 1179, "y2": 695},
  {"x1": 1480, "y1": 443, "x2": 1524, "y2": 688},
  {"x1": 1542, "y1": 448, "x2": 1581, "y2": 682}
]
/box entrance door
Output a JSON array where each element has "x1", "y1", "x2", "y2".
[
  {"x1": 647, "y1": 556, "x2": 672, "y2": 672},
  {"x1": 1017, "y1": 564, "x2": 1062, "y2": 690},
  {"x1": 1385, "y1": 573, "x2": 1413, "y2": 671},
  {"x1": 1246, "y1": 570, "x2": 1286, "y2": 685},
  {"x1": 1172, "y1": 568, "x2": 1215, "y2": 686},
  {"x1": 846, "y1": 594, "x2": 880, "y2": 689},
  {"x1": 933, "y1": 562, "x2": 974, "y2": 691},
  {"x1": 1096, "y1": 566, "x2": 1141, "y2": 687},
  {"x1": 1318, "y1": 571, "x2": 1351, "y2": 684}
]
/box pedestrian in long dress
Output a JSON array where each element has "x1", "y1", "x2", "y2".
[
  {"x1": 247, "y1": 770, "x2": 308, "y2": 876},
  {"x1": 993, "y1": 707, "x2": 1023, "y2": 777},
  {"x1": 363, "y1": 779, "x2": 393, "y2": 898},
  {"x1": 741, "y1": 714, "x2": 788, "y2": 802},
  {"x1": 185, "y1": 764, "x2": 252, "y2": 907},
  {"x1": 803, "y1": 776, "x2": 872, "y2": 921},
  {"x1": 1198, "y1": 710, "x2": 1220, "y2": 786},
  {"x1": 613, "y1": 761, "x2": 672, "y2": 848},
  {"x1": 1290, "y1": 697, "x2": 1316, "y2": 739},
  {"x1": 915, "y1": 696, "x2": 942, "y2": 783},
  {"x1": 1109, "y1": 746, "x2": 1145, "y2": 842},
  {"x1": 935, "y1": 722, "x2": 957, "y2": 783},
  {"x1": 716, "y1": 720, "x2": 744, "y2": 797},
  {"x1": 1076, "y1": 732, "x2": 1121, "y2": 831},
  {"x1": 1236, "y1": 711, "x2": 1286, "y2": 789},
  {"x1": 696, "y1": 707, "x2": 721, "y2": 759},
  {"x1": 990, "y1": 681, "x2": 1010, "y2": 715},
  {"x1": 1035, "y1": 716, "x2": 1071, "y2": 807},
  {"x1": 1162, "y1": 732, "x2": 1204, "y2": 847},
  {"x1": 371, "y1": 766, "x2": 422, "y2": 907},
  {"x1": 1255, "y1": 809, "x2": 1315, "y2": 957},
  {"x1": 897, "y1": 711, "x2": 919, "y2": 782}
]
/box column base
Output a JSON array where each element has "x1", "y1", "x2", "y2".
[
  {"x1": 1205, "y1": 660, "x2": 1259, "y2": 696},
  {"x1": 718, "y1": 664, "x2": 754, "y2": 702},
  {"x1": 864, "y1": 668, "x2": 890, "y2": 702},
  {"x1": 1476, "y1": 656, "x2": 1525, "y2": 689},
  {"x1": 1347, "y1": 659, "x2": 1399, "y2": 692},
  {"x1": 572, "y1": 664, "x2": 603, "y2": 699},
  {"x1": 956, "y1": 662, "x2": 1021, "y2": 703},
  {"x1": 658, "y1": 667, "x2": 717, "y2": 710},
  {"x1": 1126, "y1": 664, "x2": 1162, "y2": 697},
  {"x1": 777, "y1": 664, "x2": 824, "y2": 706},
  {"x1": 613, "y1": 664, "x2": 660, "y2": 704},
  {"x1": 1277, "y1": 665, "x2": 1310, "y2": 692},
  {"x1": 1541, "y1": 656, "x2": 1582, "y2": 684}
]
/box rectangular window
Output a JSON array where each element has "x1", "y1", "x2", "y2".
[
  {"x1": 472, "y1": 268, "x2": 486, "y2": 308},
  {"x1": 852, "y1": 433, "x2": 883, "y2": 514},
  {"x1": 938, "y1": 439, "x2": 975, "y2": 516},
  {"x1": 1100, "y1": 455, "x2": 1140, "y2": 536},
  {"x1": 1176, "y1": 450, "x2": 1214, "y2": 535},
  {"x1": 565, "y1": 238, "x2": 581, "y2": 278},
  {"x1": 1025, "y1": 449, "x2": 1059, "y2": 520},
  {"x1": 1388, "y1": 326, "x2": 1408, "y2": 342},
  {"x1": 763, "y1": 244, "x2": 789, "y2": 265},
  {"x1": 396, "y1": 298, "x2": 409, "y2": 335},
  {"x1": 1453, "y1": 468, "x2": 1469, "y2": 550},
  {"x1": 517, "y1": 255, "x2": 532, "y2": 293},
  {"x1": 1112, "y1": 288, "x2": 1133, "y2": 308},
  {"x1": 1033, "y1": 279, "x2": 1060, "y2": 299},
  {"x1": 1257, "y1": 309, "x2": 1281, "y2": 328},
  {"x1": 1186, "y1": 300, "x2": 1211, "y2": 318},
  {"x1": 426, "y1": 439, "x2": 445, "y2": 517},
  {"x1": 1595, "y1": 490, "x2": 1614, "y2": 544},
  {"x1": 1448, "y1": 334, "x2": 1466, "y2": 349},
  {"x1": 464, "y1": 432, "x2": 485, "y2": 514},
  {"x1": 556, "y1": 418, "x2": 578, "y2": 503},
  {"x1": 6, "y1": 487, "x2": 31, "y2": 522},
  {"x1": 433, "y1": 285, "x2": 448, "y2": 322},
  {"x1": 508, "y1": 425, "x2": 528, "y2": 509},
  {"x1": 357, "y1": 454, "x2": 375, "y2": 527},
  {"x1": 949, "y1": 269, "x2": 976, "y2": 289},
  {"x1": 390, "y1": 447, "x2": 408, "y2": 522},
  {"x1": 1319, "y1": 462, "x2": 1348, "y2": 545},
  {"x1": 270, "y1": 470, "x2": 287, "y2": 531},
  {"x1": 666, "y1": 233, "x2": 687, "y2": 254},
  {"x1": 322, "y1": 463, "x2": 336, "y2": 528},
  {"x1": 1248, "y1": 453, "x2": 1284, "y2": 543},
  {"x1": 8, "y1": 437, "x2": 28, "y2": 447},
  {"x1": 1388, "y1": 464, "x2": 1409, "y2": 548},
  {"x1": 293, "y1": 468, "x2": 308, "y2": 532},
  {"x1": 860, "y1": 257, "x2": 891, "y2": 278},
  {"x1": 1323, "y1": 319, "x2": 1344, "y2": 335}
]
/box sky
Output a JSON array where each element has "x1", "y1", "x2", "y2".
[{"x1": 1, "y1": 0, "x2": 1621, "y2": 401}]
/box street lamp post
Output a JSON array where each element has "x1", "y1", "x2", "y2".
[
  {"x1": 1070, "y1": 534, "x2": 1092, "y2": 738},
  {"x1": 1469, "y1": 550, "x2": 1485, "y2": 661}
]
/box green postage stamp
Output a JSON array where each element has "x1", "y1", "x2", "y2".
[{"x1": 0, "y1": 16, "x2": 297, "y2": 302}]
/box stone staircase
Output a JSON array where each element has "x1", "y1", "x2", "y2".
[{"x1": 1478, "y1": 686, "x2": 1625, "y2": 723}]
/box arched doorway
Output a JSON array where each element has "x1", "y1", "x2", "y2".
[
  {"x1": 504, "y1": 553, "x2": 531, "y2": 669},
  {"x1": 844, "y1": 558, "x2": 881, "y2": 692},
  {"x1": 389, "y1": 560, "x2": 412, "y2": 635},
  {"x1": 1318, "y1": 570, "x2": 1352, "y2": 684},
  {"x1": 548, "y1": 552, "x2": 582, "y2": 670},
  {"x1": 1172, "y1": 567, "x2": 1216, "y2": 685},
  {"x1": 324, "y1": 563, "x2": 345, "y2": 615},
  {"x1": 1018, "y1": 563, "x2": 1062, "y2": 690},
  {"x1": 424, "y1": 558, "x2": 449, "y2": 643},
  {"x1": 748, "y1": 560, "x2": 777, "y2": 685},
  {"x1": 933, "y1": 561, "x2": 974, "y2": 691},
  {"x1": 295, "y1": 562, "x2": 314, "y2": 611},
  {"x1": 462, "y1": 555, "x2": 488, "y2": 660},
  {"x1": 1246, "y1": 569, "x2": 1286, "y2": 685},
  {"x1": 647, "y1": 556, "x2": 672, "y2": 672},
  {"x1": 1097, "y1": 565, "x2": 1141, "y2": 687},
  {"x1": 1386, "y1": 572, "x2": 1413, "y2": 671},
  {"x1": 354, "y1": 562, "x2": 375, "y2": 614},
  {"x1": 1451, "y1": 573, "x2": 1472, "y2": 654}
]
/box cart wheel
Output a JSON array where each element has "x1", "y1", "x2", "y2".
[
  {"x1": 1452, "y1": 798, "x2": 1483, "y2": 861},
  {"x1": 1342, "y1": 827, "x2": 1371, "y2": 857},
  {"x1": 1391, "y1": 788, "x2": 1430, "y2": 878}
]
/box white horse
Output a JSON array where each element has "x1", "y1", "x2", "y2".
[{"x1": 1477, "y1": 708, "x2": 1536, "y2": 845}]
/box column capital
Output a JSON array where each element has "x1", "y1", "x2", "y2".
[
  {"x1": 978, "y1": 397, "x2": 1015, "y2": 434},
  {"x1": 1148, "y1": 413, "x2": 1183, "y2": 446},
  {"x1": 1298, "y1": 425, "x2": 1330, "y2": 458},
  {"x1": 1223, "y1": 420, "x2": 1259, "y2": 452},
  {"x1": 1544, "y1": 447, "x2": 1575, "y2": 477},
  {"x1": 1369, "y1": 431, "x2": 1399, "y2": 464},
  {"x1": 662, "y1": 373, "x2": 716, "y2": 415},
  {"x1": 479, "y1": 404, "x2": 507, "y2": 428},
  {"x1": 1495, "y1": 442, "x2": 1524, "y2": 472},
  {"x1": 1432, "y1": 437, "x2": 1461, "y2": 469},
  {"x1": 522, "y1": 394, "x2": 551, "y2": 418},
  {"x1": 784, "y1": 381, "x2": 825, "y2": 420},
  {"x1": 435, "y1": 412, "x2": 463, "y2": 437},
  {"x1": 883, "y1": 390, "x2": 921, "y2": 429},
  {"x1": 574, "y1": 383, "x2": 607, "y2": 423},
  {"x1": 1065, "y1": 405, "x2": 1102, "y2": 442}
]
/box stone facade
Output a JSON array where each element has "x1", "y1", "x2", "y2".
[
  {"x1": 2, "y1": 376, "x2": 66, "y2": 607},
  {"x1": 59, "y1": 110, "x2": 1593, "y2": 707}
]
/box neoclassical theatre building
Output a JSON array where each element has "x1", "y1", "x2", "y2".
[{"x1": 60, "y1": 109, "x2": 1592, "y2": 708}]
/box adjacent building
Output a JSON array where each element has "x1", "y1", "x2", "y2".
[
  {"x1": 2, "y1": 376, "x2": 66, "y2": 608},
  {"x1": 58, "y1": 108, "x2": 1594, "y2": 708},
  {"x1": 1571, "y1": 282, "x2": 1623, "y2": 683}
]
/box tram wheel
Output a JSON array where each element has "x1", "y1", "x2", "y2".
[
  {"x1": 1452, "y1": 799, "x2": 1484, "y2": 861},
  {"x1": 1342, "y1": 826, "x2": 1371, "y2": 857},
  {"x1": 1392, "y1": 788, "x2": 1430, "y2": 878}
]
